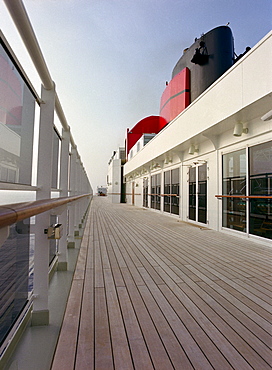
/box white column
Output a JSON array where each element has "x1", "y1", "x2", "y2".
[
  {"x1": 67, "y1": 146, "x2": 76, "y2": 248},
  {"x1": 33, "y1": 84, "x2": 55, "y2": 325},
  {"x1": 78, "y1": 161, "x2": 83, "y2": 229},
  {"x1": 74, "y1": 154, "x2": 80, "y2": 236},
  {"x1": 57, "y1": 127, "x2": 70, "y2": 270}
]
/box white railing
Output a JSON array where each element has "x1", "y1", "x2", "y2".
[{"x1": 0, "y1": 0, "x2": 93, "y2": 361}]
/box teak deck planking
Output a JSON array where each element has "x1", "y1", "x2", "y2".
[{"x1": 52, "y1": 196, "x2": 272, "y2": 370}]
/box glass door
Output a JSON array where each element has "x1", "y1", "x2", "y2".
[
  {"x1": 189, "y1": 164, "x2": 207, "y2": 223},
  {"x1": 189, "y1": 167, "x2": 196, "y2": 221},
  {"x1": 198, "y1": 164, "x2": 207, "y2": 223},
  {"x1": 143, "y1": 177, "x2": 148, "y2": 208},
  {"x1": 222, "y1": 149, "x2": 247, "y2": 232},
  {"x1": 171, "y1": 168, "x2": 180, "y2": 215},
  {"x1": 151, "y1": 176, "x2": 156, "y2": 209},
  {"x1": 164, "y1": 171, "x2": 171, "y2": 213},
  {"x1": 155, "y1": 174, "x2": 161, "y2": 210},
  {"x1": 151, "y1": 174, "x2": 161, "y2": 210},
  {"x1": 249, "y1": 141, "x2": 272, "y2": 239}
]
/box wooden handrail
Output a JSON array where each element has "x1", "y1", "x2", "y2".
[
  {"x1": 215, "y1": 195, "x2": 272, "y2": 199},
  {"x1": 0, "y1": 193, "x2": 92, "y2": 228}
]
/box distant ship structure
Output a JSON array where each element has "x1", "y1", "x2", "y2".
[
  {"x1": 97, "y1": 186, "x2": 107, "y2": 196},
  {"x1": 126, "y1": 26, "x2": 236, "y2": 159},
  {"x1": 107, "y1": 26, "x2": 272, "y2": 242}
]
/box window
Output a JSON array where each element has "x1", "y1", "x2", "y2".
[
  {"x1": 151, "y1": 174, "x2": 161, "y2": 210},
  {"x1": 222, "y1": 141, "x2": 272, "y2": 239},
  {"x1": 222, "y1": 149, "x2": 246, "y2": 231},
  {"x1": 189, "y1": 164, "x2": 206, "y2": 223},
  {"x1": 164, "y1": 171, "x2": 171, "y2": 213},
  {"x1": 0, "y1": 42, "x2": 36, "y2": 185},
  {"x1": 143, "y1": 177, "x2": 148, "y2": 207},
  {"x1": 171, "y1": 168, "x2": 180, "y2": 215},
  {"x1": 249, "y1": 141, "x2": 272, "y2": 239},
  {"x1": 189, "y1": 167, "x2": 196, "y2": 221},
  {"x1": 164, "y1": 169, "x2": 180, "y2": 215}
]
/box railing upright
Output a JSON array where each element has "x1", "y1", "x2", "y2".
[
  {"x1": 0, "y1": 1, "x2": 93, "y2": 359},
  {"x1": 68, "y1": 147, "x2": 77, "y2": 247},
  {"x1": 32, "y1": 84, "x2": 56, "y2": 325},
  {"x1": 58, "y1": 127, "x2": 70, "y2": 270}
]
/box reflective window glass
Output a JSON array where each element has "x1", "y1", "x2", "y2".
[
  {"x1": 0, "y1": 220, "x2": 31, "y2": 346},
  {"x1": 0, "y1": 43, "x2": 35, "y2": 185},
  {"x1": 164, "y1": 171, "x2": 170, "y2": 213},
  {"x1": 189, "y1": 167, "x2": 196, "y2": 221},
  {"x1": 222, "y1": 149, "x2": 246, "y2": 231},
  {"x1": 171, "y1": 168, "x2": 179, "y2": 215},
  {"x1": 143, "y1": 177, "x2": 148, "y2": 207},
  {"x1": 249, "y1": 141, "x2": 272, "y2": 239}
]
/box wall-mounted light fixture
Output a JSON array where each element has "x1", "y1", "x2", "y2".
[
  {"x1": 233, "y1": 122, "x2": 248, "y2": 137},
  {"x1": 261, "y1": 110, "x2": 272, "y2": 121},
  {"x1": 164, "y1": 157, "x2": 173, "y2": 164},
  {"x1": 188, "y1": 144, "x2": 199, "y2": 155}
]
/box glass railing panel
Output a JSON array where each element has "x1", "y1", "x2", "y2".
[
  {"x1": 0, "y1": 42, "x2": 36, "y2": 187},
  {"x1": 0, "y1": 219, "x2": 31, "y2": 346}
]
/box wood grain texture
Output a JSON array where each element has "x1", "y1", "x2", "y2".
[{"x1": 52, "y1": 196, "x2": 272, "y2": 369}]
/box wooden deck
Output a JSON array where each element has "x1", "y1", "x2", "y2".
[{"x1": 51, "y1": 196, "x2": 272, "y2": 370}]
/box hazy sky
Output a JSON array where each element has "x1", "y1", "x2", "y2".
[{"x1": 1, "y1": 0, "x2": 271, "y2": 191}]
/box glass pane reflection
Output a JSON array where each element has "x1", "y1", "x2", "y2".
[
  {"x1": 249, "y1": 141, "x2": 272, "y2": 239},
  {"x1": 0, "y1": 43, "x2": 35, "y2": 185},
  {"x1": 0, "y1": 220, "x2": 31, "y2": 346},
  {"x1": 222, "y1": 149, "x2": 246, "y2": 231}
]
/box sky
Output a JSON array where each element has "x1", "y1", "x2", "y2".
[{"x1": 0, "y1": 0, "x2": 271, "y2": 191}]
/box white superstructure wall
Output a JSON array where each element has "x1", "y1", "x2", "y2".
[{"x1": 124, "y1": 31, "x2": 272, "y2": 241}]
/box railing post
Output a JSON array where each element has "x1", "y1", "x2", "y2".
[
  {"x1": 148, "y1": 173, "x2": 151, "y2": 208},
  {"x1": 79, "y1": 162, "x2": 85, "y2": 228},
  {"x1": 76, "y1": 158, "x2": 81, "y2": 230},
  {"x1": 32, "y1": 84, "x2": 55, "y2": 326},
  {"x1": 58, "y1": 127, "x2": 70, "y2": 270},
  {"x1": 67, "y1": 146, "x2": 76, "y2": 248},
  {"x1": 74, "y1": 154, "x2": 80, "y2": 235}
]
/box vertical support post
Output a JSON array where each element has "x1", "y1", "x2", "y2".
[
  {"x1": 67, "y1": 146, "x2": 76, "y2": 248},
  {"x1": 32, "y1": 84, "x2": 55, "y2": 326},
  {"x1": 58, "y1": 127, "x2": 70, "y2": 270},
  {"x1": 77, "y1": 161, "x2": 82, "y2": 230},
  {"x1": 148, "y1": 173, "x2": 151, "y2": 208},
  {"x1": 74, "y1": 154, "x2": 80, "y2": 236},
  {"x1": 216, "y1": 148, "x2": 223, "y2": 231}
]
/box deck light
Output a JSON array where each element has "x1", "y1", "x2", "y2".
[
  {"x1": 188, "y1": 145, "x2": 199, "y2": 155},
  {"x1": 261, "y1": 110, "x2": 272, "y2": 121},
  {"x1": 233, "y1": 122, "x2": 248, "y2": 136}
]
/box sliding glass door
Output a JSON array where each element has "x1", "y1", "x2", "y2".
[
  {"x1": 222, "y1": 141, "x2": 271, "y2": 239},
  {"x1": 222, "y1": 149, "x2": 247, "y2": 232},
  {"x1": 249, "y1": 141, "x2": 272, "y2": 239},
  {"x1": 164, "y1": 168, "x2": 180, "y2": 215},
  {"x1": 189, "y1": 164, "x2": 207, "y2": 223}
]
